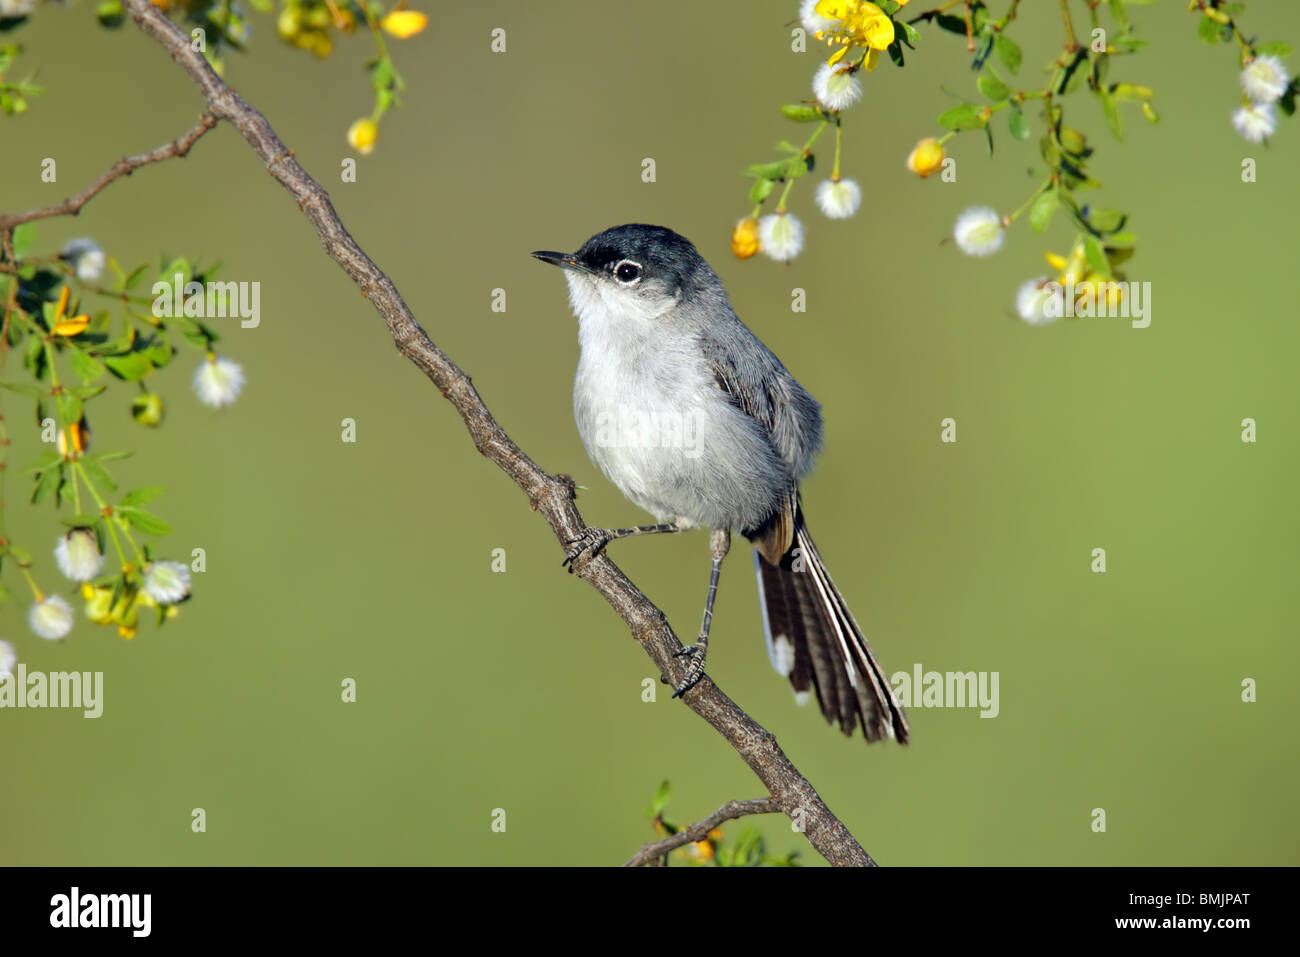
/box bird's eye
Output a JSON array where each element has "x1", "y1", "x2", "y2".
[{"x1": 614, "y1": 261, "x2": 642, "y2": 283}]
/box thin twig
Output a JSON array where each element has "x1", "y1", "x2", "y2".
[
  {"x1": 0, "y1": 114, "x2": 217, "y2": 231},
  {"x1": 104, "y1": 0, "x2": 879, "y2": 867},
  {"x1": 623, "y1": 798, "x2": 782, "y2": 867},
  {"x1": 1059, "y1": 0, "x2": 1080, "y2": 50}
]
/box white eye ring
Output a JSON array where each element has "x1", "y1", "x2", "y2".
[{"x1": 613, "y1": 260, "x2": 643, "y2": 284}]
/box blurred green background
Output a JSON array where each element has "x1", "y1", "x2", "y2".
[{"x1": 1, "y1": 1, "x2": 1296, "y2": 866}]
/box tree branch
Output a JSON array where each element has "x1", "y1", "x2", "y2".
[
  {"x1": 624, "y1": 798, "x2": 782, "y2": 868},
  {"x1": 0, "y1": 113, "x2": 217, "y2": 231},
  {"x1": 109, "y1": 0, "x2": 877, "y2": 867}
]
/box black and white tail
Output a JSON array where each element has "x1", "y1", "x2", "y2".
[{"x1": 754, "y1": 514, "x2": 909, "y2": 744}]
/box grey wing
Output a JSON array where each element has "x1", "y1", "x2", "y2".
[{"x1": 698, "y1": 322, "x2": 823, "y2": 483}]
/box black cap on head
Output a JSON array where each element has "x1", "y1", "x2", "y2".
[{"x1": 533, "y1": 224, "x2": 707, "y2": 288}]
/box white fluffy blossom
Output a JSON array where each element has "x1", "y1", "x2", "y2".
[
  {"x1": 0, "y1": 640, "x2": 15, "y2": 678},
  {"x1": 1232, "y1": 102, "x2": 1277, "y2": 143},
  {"x1": 62, "y1": 238, "x2": 105, "y2": 282},
  {"x1": 813, "y1": 63, "x2": 862, "y2": 112},
  {"x1": 55, "y1": 529, "x2": 104, "y2": 583},
  {"x1": 758, "y1": 213, "x2": 805, "y2": 262},
  {"x1": 144, "y1": 561, "x2": 191, "y2": 605},
  {"x1": 30, "y1": 596, "x2": 74, "y2": 641},
  {"x1": 194, "y1": 355, "x2": 245, "y2": 408},
  {"x1": 1240, "y1": 55, "x2": 1290, "y2": 105},
  {"x1": 1015, "y1": 278, "x2": 1061, "y2": 326},
  {"x1": 815, "y1": 178, "x2": 862, "y2": 219},
  {"x1": 953, "y1": 207, "x2": 1005, "y2": 257},
  {"x1": 799, "y1": 0, "x2": 836, "y2": 35},
  {"x1": 0, "y1": 0, "x2": 37, "y2": 17}
]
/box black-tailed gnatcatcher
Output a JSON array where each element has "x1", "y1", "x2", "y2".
[{"x1": 533, "y1": 224, "x2": 908, "y2": 744}]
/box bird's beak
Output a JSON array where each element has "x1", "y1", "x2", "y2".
[{"x1": 531, "y1": 250, "x2": 593, "y2": 274}]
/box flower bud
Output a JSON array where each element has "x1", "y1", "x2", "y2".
[
  {"x1": 133, "y1": 392, "x2": 165, "y2": 427},
  {"x1": 906, "y1": 138, "x2": 945, "y2": 178},
  {"x1": 731, "y1": 218, "x2": 760, "y2": 259}
]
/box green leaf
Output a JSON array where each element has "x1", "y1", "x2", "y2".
[
  {"x1": 0, "y1": 380, "x2": 44, "y2": 400},
  {"x1": 1007, "y1": 107, "x2": 1030, "y2": 140},
  {"x1": 142, "y1": 338, "x2": 174, "y2": 368},
  {"x1": 1029, "y1": 190, "x2": 1059, "y2": 232},
  {"x1": 899, "y1": 21, "x2": 920, "y2": 47},
  {"x1": 1111, "y1": 83, "x2": 1154, "y2": 102},
  {"x1": 994, "y1": 34, "x2": 1021, "y2": 74},
  {"x1": 85, "y1": 450, "x2": 133, "y2": 463},
  {"x1": 32, "y1": 467, "x2": 60, "y2": 505},
  {"x1": 934, "y1": 13, "x2": 968, "y2": 36},
  {"x1": 650, "y1": 780, "x2": 672, "y2": 816},
  {"x1": 977, "y1": 73, "x2": 1011, "y2": 102},
  {"x1": 22, "y1": 450, "x2": 61, "y2": 474},
  {"x1": 1107, "y1": 0, "x2": 1130, "y2": 30},
  {"x1": 61, "y1": 513, "x2": 102, "y2": 528},
  {"x1": 1105, "y1": 231, "x2": 1138, "y2": 247},
  {"x1": 96, "y1": 0, "x2": 124, "y2": 27},
  {"x1": 746, "y1": 161, "x2": 787, "y2": 180},
  {"x1": 937, "y1": 104, "x2": 987, "y2": 130},
  {"x1": 120, "y1": 508, "x2": 173, "y2": 536},
  {"x1": 780, "y1": 104, "x2": 822, "y2": 122},
  {"x1": 121, "y1": 486, "x2": 166, "y2": 508},
  {"x1": 122, "y1": 262, "x2": 150, "y2": 291},
  {"x1": 159, "y1": 257, "x2": 192, "y2": 286},
  {"x1": 749, "y1": 178, "x2": 774, "y2": 203},
  {"x1": 1082, "y1": 235, "x2": 1109, "y2": 276},
  {"x1": 370, "y1": 56, "x2": 396, "y2": 93},
  {"x1": 1089, "y1": 208, "x2": 1127, "y2": 234},
  {"x1": 103, "y1": 353, "x2": 154, "y2": 382},
  {"x1": 1197, "y1": 15, "x2": 1221, "y2": 45},
  {"x1": 58, "y1": 391, "x2": 82, "y2": 424},
  {"x1": 1101, "y1": 91, "x2": 1123, "y2": 140},
  {"x1": 67, "y1": 346, "x2": 105, "y2": 383},
  {"x1": 80, "y1": 457, "x2": 117, "y2": 492},
  {"x1": 11, "y1": 224, "x2": 35, "y2": 258}
]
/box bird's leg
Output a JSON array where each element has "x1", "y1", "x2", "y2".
[
  {"x1": 672, "y1": 528, "x2": 731, "y2": 698},
  {"x1": 562, "y1": 522, "x2": 680, "y2": 571}
]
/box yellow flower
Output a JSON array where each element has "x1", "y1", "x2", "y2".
[
  {"x1": 348, "y1": 118, "x2": 379, "y2": 155},
  {"x1": 52, "y1": 315, "x2": 91, "y2": 336},
  {"x1": 85, "y1": 586, "x2": 114, "y2": 625},
  {"x1": 731, "y1": 218, "x2": 760, "y2": 259},
  {"x1": 48, "y1": 285, "x2": 91, "y2": 336},
  {"x1": 688, "y1": 839, "x2": 716, "y2": 862},
  {"x1": 381, "y1": 10, "x2": 428, "y2": 39},
  {"x1": 815, "y1": 0, "x2": 897, "y2": 54},
  {"x1": 1079, "y1": 273, "x2": 1124, "y2": 310},
  {"x1": 1045, "y1": 247, "x2": 1088, "y2": 285},
  {"x1": 56, "y1": 421, "x2": 91, "y2": 458},
  {"x1": 906, "y1": 138, "x2": 945, "y2": 177}
]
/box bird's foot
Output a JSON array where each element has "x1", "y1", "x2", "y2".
[
  {"x1": 671, "y1": 640, "x2": 709, "y2": 698},
  {"x1": 562, "y1": 526, "x2": 613, "y2": 572}
]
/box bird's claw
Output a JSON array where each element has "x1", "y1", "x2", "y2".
[
  {"x1": 671, "y1": 640, "x2": 708, "y2": 698},
  {"x1": 562, "y1": 527, "x2": 612, "y2": 572}
]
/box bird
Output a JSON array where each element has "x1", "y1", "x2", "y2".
[{"x1": 532, "y1": 224, "x2": 908, "y2": 744}]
